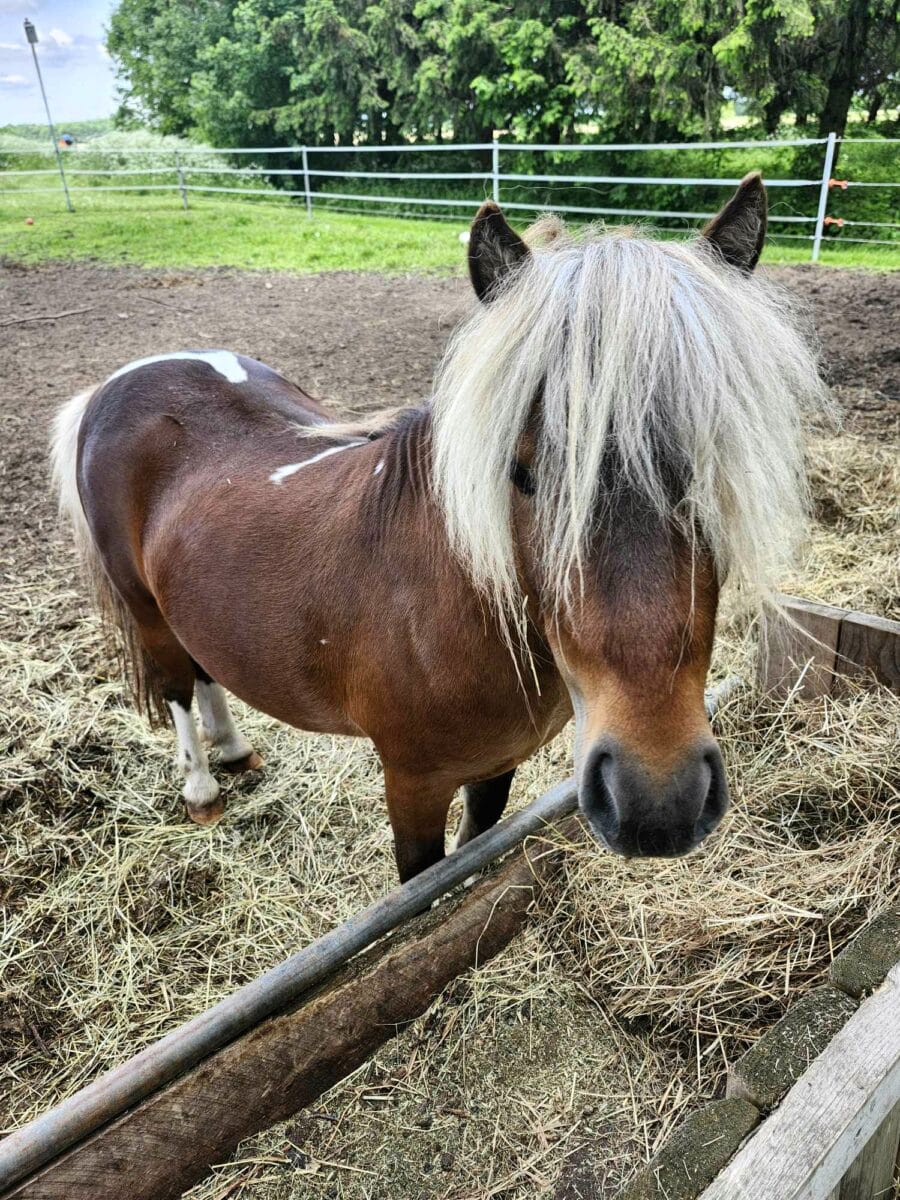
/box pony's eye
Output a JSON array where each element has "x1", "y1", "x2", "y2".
[{"x1": 510, "y1": 462, "x2": 536, "y2": 496}]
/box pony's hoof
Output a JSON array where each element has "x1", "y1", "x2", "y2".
[
  {"x1": 221, "y1": 750, "x2": 265, "y2": 774},
  {"x1": 185, "y1": 797, "x2": 226, "y2": 826}
]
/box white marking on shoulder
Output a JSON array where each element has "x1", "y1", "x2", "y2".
[
  {"x1": 107, "y1": 350, "x2": 248, "y2": 385},
  {"x1": 373, "y1": 458, "x2": 385, "y2": 476},
  {"x1": 270, "y1": 440, "x2": 366, "y2": 484}
]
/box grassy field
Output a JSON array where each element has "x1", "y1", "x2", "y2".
[{"x1": 1, "y1": 190, "x2": 898, "y2": 273}]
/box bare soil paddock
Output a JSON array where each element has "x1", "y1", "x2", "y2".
[{"x1": 0, "y1": 261, "x2": 898, "y2": 1199}]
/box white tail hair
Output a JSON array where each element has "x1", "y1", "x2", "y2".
[
  {"x1": 51, "y1": 389, "x2": 95, "y2": 561},
  {"x1": 432, "y1": 222, "x2": 830, "y2": 628}
]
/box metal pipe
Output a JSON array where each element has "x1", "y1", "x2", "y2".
[
  {"x1": 23, "y1": 19, "x2": 73, "y2": 213},
  {"x1": 175, "y1": 153, "x2": 188, "y2": 210},
  {"x1": 301, "y1": 146, "x2": 312, "y2": 217},
  {"x1": 500, "y1": 172, "x2": 818, "y2": 187},
  {"x1": 0, "y1": 678, "x2": 739, "y2": 1193}
]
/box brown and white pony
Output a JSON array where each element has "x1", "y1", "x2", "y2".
[{"x1": 51, "y1": 175, "x2": 825, "y2": 881}]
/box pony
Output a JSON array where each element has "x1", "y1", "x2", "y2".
[{"x1": 51, "y1": 174, "x2": 825, "y2": 881}]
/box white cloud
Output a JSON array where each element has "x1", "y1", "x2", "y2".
[
  {"x1": 47, "y1": 28, "x2": 73, "y2": 47},
  {"x1": 0, "y1": 73, "x2": 31, "y2": 89},
  {"x1": 0, "y1": 0, "x2": 37, "y2": 11}
]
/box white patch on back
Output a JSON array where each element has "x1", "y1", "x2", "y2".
[
  {"x1": 374, "y1": 459, "x2": 385, "y2": 475},
  {"x1": 270, "y1": 440, "x2": 366, "y2": 484},
  {"x1": 107, "y1": 350, "x2": 249, "y2": 385}
]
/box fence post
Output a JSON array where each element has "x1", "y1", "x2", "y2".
[
  {"x1": 302, "y1": 146, "x2": 312, "y2": 217},
  {"x1": 812, "y1": 131, "x2": 837, "y2": 263},
  {"x1": 491, "y1": 138, "x2": 500, "y2": 203},
  {"x1": 175, "y1": 152, "x2": 188, "y2": 210}
]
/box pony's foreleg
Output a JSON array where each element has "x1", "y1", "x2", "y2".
[
  {"x1": 193, "y1": 666, "x2": 263, "y2": 773},
  {"x1": 450, "y1": 769, "x2": 516, "y2": 851},
  {"x1": 383, "y1": 767, "x2": 455, "y2": 883}
]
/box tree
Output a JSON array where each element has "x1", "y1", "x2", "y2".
[
  {"x1": 107, "y1": 0, "x2": 234, "y2": 135},
  {"x1": 815, "y1": 0, "x2": 900, "y2": 137},
  {"x1": 569, "y1": 0, "x2": 738, "y2": 142},
  {"x1": 714, "y1": 0, "x2": 900, "y2": 139}
]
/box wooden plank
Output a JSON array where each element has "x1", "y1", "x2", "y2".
[
  {"x1": 838, "y1": 1099, "x2": 900, "y2": 1199},
  {"x1": 0, "y1": 829, "x2": 572, "y2": 1200},
  {"x1": 836, "y1": 611, "x2": 900, "y2": 694},
  {"x1": 698, "y1": 963, "x2": 900, "y2": 1200},
  {"x1": 758, "y1": 596, "x2": 844, "y2": 699}
]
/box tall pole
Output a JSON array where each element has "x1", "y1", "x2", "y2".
[{"x1": 23, "y1": 18, "x2": 74, "y2": 213}]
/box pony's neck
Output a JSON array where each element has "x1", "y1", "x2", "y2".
[{"x1": 361, "y1": 404, "x2": 435, "y2": 530}]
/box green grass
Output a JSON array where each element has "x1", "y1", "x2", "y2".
[
  {"x1": 1, "y1": 188, "x2": 898, "y2": 273},
  {"x1": 0, "y1": 191, "x2": 465, "y2": 274}
]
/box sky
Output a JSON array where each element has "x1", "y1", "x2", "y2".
[{"x1": 0, "y1": 0, "x2": 119, "y2": 127}]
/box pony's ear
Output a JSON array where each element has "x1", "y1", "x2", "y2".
[
  {"x1": 700, "y1": 172, "x2": 767, "y2": 273},
  {"x1": 468, "y1": 202, "x2": 531, "y2": 302}
]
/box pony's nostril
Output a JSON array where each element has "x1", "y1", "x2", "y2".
[
  {"x1": 579, "y1": 750, "x2": 621, "y2": 846},
  {"x1": 697, "y1": 747, "x2": 729, "y2": 834}
]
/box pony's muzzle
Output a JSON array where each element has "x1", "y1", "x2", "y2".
[{"x1": 578, "y1": 737, "x2": 728, "y2": 858}]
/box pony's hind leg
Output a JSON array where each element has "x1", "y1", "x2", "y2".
[
  {"x1": 451, "y1": 769, "x2": 516, "y2": 851},
  {"x1": 192, "y1": 661, "x2": 263, "y2": 774},
  {"x1": 137, "y1": 617, "x2": 222, "y2": 824}
]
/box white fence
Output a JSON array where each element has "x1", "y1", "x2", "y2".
[{"x1": 3, "y1": 133, "x2": 899, "y2": 262}]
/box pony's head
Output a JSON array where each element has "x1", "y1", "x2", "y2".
[{"x1": 433, "y1": 176, "x2": 827, "y2": 858}]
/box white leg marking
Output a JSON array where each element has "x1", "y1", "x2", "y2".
[
  {"x1": 195, "y1": 681, "x2": 253, "y2": 763},
  {"x1": 107, "y1": 350, "x2": 248, "y2": 384},
  {"x1": 270, "y1": 440, "x2": 366, "y2": 484},
  {"x1": 168, "y1": 700, "x2": 220, "y2": 807}
]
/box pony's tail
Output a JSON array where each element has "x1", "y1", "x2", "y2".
[
  {"x1": 50, "y1": 390, "x2": 169, "y2": 724},
  {"x1": 50, "y1": 390, "x2": 96, "y2": 570}
]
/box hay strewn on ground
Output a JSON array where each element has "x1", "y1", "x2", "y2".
[{"x1": 1, "y1": 433, "x2": 897, "y2": 1199}]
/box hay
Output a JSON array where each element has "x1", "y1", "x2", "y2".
[{"x1": 0, "y1": 432, "x2": 897, "y2": 1199}]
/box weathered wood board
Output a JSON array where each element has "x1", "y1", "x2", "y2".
[
  {"x1": 759, "y1": 596, "x2": 900, "y2": 699},
  {"x1": 698, "y1": 963, "x2": 900, "y2": 1200},
  {"x1": 836, "y1": 610, "x2": 900, "y2": 694}
]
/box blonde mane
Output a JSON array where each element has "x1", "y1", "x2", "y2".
[{"x1": 431, "y1": 221, "x2": 829, "y2": 625}]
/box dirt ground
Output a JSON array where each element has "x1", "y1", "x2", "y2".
[{"x1": 1, "y1": 259, "x2": 898, "y2": 1199}]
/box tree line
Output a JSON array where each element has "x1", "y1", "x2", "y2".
[{"x1": 108, "y1": 0, "x2": 899, "y2": 149}]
